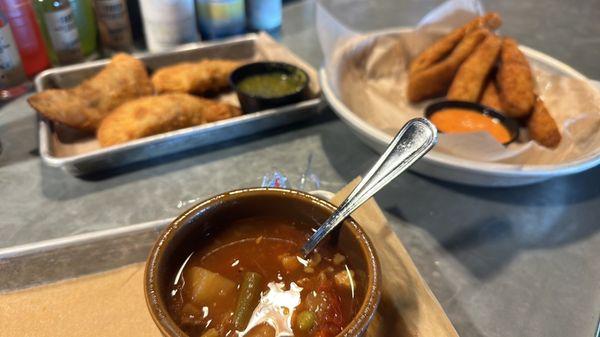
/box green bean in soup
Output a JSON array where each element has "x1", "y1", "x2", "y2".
[{"x1": 167, "y1": 216, "x2": 361, "y2": 337}]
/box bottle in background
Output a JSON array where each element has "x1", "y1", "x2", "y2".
[
  {"x1": 68, "y1": 0, "x2": 98, "y2": 58},
  {"x1": 0, "y1": 0, "x2": 50, "y2": 78},
  {"x1": 33, "y1": 0, "x2": 84, "y2": 65},
  {"x1": 93, "y1": 0, "x2": 133, "y2": 53},
  {"x1": 245, "y1": 0, "x2": 281, "y2": 35},
  {"x1": 139, "y1": 0, "x2": 199, "y2": 51},
  {"x1": 126, "y1": 0, "x2": 145, "y2": 49},
  {"x1": 0, "y1": 9, "x2": 29, "y2": 99},
  {"x1": 196, "y1": 0, "x2": 246, "y2": 40}
]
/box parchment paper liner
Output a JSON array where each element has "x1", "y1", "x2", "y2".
[{"x1": 318, "y1": 0, "x2": 600, "y2": 166}]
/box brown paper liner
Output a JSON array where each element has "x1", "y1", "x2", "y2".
[
  {"x1": 332, "y1": 178, "x2": 459, "y2": 337},
  {"x1": 0, "y1": 264, "x2": 161, "y2": 337}
]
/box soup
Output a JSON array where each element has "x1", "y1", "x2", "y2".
[{"x1": 167, "y1": 215, "x2": 362, "y2": 337}]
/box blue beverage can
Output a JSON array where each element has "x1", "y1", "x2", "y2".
[
  {"x1": 246, "y1": 0, "x2": 281, "y2": 33},
  {"x1": 196, "y1": 0, "x2": 246, "y2": 40}
]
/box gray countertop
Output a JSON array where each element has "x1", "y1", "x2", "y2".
[{"x1": 1, "y1": 0, "x2": 599, "y2": 337}]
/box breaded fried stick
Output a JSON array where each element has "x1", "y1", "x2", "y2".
[
  {"x1": 480, "y1": 80, "x2": 503, "y2": 112},
  {"x1": 527, "y1": 97, "x2": 561, "y2": 148},
  {"x1": 410, "y1": 12, "x2": 502, "y2": 74},
  {"x1": 407, "y1": 28, "x2": 489, "y2": 103},
  {"x1": 28, "y1": 53, "x2": 153, "y2": 131},
  {"x1": 447, "y1": 34, "x2": 502, "y2": 102},
  {"x1": 152, "y1": 59, "x2": 240, "y2": 95},
  {"x1": 497, "y1": 38, "x2": 535, "y2": 118},
  {"x1": 97, "y1": 94, "x2": 241, "y2": 147}
]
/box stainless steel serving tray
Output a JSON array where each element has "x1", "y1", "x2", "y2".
[
  {"x1": 0, "y1": 190, "x2": 334, "y2": 292},
  {"x1": 0, "y1": 218, "x2": 169, "y2": 292},
  {"x1": 35, "y1": 33, "x2": 323, "y2": 175}
]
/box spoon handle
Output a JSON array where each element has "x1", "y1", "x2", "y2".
[{"x1": 302, "y1": 118, "x2": 437, "y2": 257}]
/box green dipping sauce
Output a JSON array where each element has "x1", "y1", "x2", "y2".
[{"x1": 238, "y1": 71, "x2": 306, "y2": 98}]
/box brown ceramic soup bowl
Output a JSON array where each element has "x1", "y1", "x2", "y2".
[{"x1": 144, "y1": 188, "x2": 381, "y2": 337}]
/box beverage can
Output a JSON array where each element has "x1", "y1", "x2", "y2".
[
  {"x1": 196, "y1": 0, "x2": 245, "y2": 40},
  {"x1": 246, "y1": 0, "x2": 281, "y2": 32}
]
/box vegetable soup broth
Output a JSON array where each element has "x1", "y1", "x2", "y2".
[{"x1": 167, "y1": 216, "x2": 362, "y2": 337}]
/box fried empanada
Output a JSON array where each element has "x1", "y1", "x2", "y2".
[
  {"x1": 151, "y1": 59, "x2": 240, "y2": 95},
  {"x1": 97, "y1": 94, "x2": 241, "y2": 147},
  {"x1": 28, "y1": 53, "x2": 153, "y2": 131}
]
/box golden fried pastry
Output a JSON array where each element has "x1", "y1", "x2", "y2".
[
  {"x1": 97, "y1": 94, "x2": 241, "y2": 147},
  {"x1": 151, "y1": 59, "x2": 240, "y2": 95},
  {"x1": 407, "y1": 28, "x2": 489, "y2": 103},
  {"x1": 28, "y1": 53, "x2": 153, "y2": 131},
  {"x1": 447, "y1": 34, "x2": 502, "y2": 102},
  {"x1": 480, "y1": 80, "x2": 503, "y2": 112},
  {"x1": 497, "y1": 38, "x2": 535, "y2": 118},
  {"x1": 527, "y1": 97, "x2": 561, "y2": 148},
  {"x1": 410, "y1": 12, "x2": 502, "y2": 74}
]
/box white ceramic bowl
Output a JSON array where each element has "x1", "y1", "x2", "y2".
[{"x1": 320, "y1": 32, "x2": 600, "y2": 187}]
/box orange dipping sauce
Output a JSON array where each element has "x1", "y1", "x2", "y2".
[{"x1": 430, "y1": 108, "x2": 512, "y2": 144}]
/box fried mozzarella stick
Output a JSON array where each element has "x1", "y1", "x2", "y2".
[
  {"x1": 97, "y1": 94, "x2": 241, "y2": 147},
  {"x1": 527, "y1": 98, "x2": 561, "y2": 148},
  {"x1": 410, "y1": 12, "x2": 502, "y2": 74},
  {"x1": 447, "y1": 34, "x2": 502, "y2": 102},
  {"x1": 497, "y1": 38, "x2": 535, "y2": 118},
  {"x1": 28, "y1": 53, "x2": 153, "y2": 131},
  {"x1": 152, "y1": 59, "x2": 240, "y2": 95},
  {"x1": 480, "y1": 80, "x2": 503, "y2": 112},
  {"x1": 407, "y1": 28, "x2": 489, "y2": 103}
]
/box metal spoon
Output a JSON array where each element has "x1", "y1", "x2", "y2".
[{"x1": 302, "y1": 117, "x2": 438, "y2": 257}]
